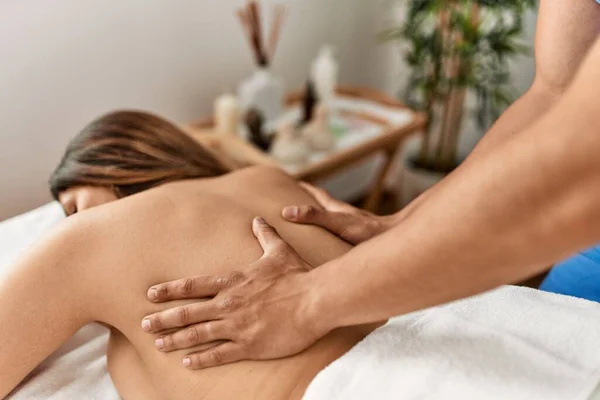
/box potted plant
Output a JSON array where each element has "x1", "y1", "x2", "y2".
[{"x1": 382, "y1": 0, "x2": 535, "y2": 204}]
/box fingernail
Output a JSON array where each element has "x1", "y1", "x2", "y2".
[
  {"x1": 155, "y1": 338, "x2": 165, "y2": 350},
  {"x1": 283, "y1": 207, "x2": 298, "y2": 219},
  {"x1": 183, "y1": 357, "x2": 191, "y2": 367},
  {"x1": 142, "y1": 318, "x2": 151, "y2": 332},
  {"x1": 148, "y1": 287, "x2": 158, "y2": 302},
  {"x1": 254, "y1": 216, "x2": 265, "y2": 224}
]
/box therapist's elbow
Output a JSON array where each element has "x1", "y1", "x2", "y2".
[{"x1": 527, "y1": 76, "x2": 568, "y2": 109}]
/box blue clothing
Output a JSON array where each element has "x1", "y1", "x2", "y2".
[{"x1": 540, "y1": 246, "x2": 600, "y2": 302}]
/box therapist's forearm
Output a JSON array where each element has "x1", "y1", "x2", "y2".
[
  {"x1": 304, "y1": 42, "x2": 600, "y2": 330},
  {"x1": 390, "y1": 82, "x2": 563, "y2": 227},
  {"x1": 467, "y1": 82, "x2": 563, "y2": 161}
]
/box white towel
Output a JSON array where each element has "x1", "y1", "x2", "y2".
[
  {"x1": 0, "y1": 202, "x2": 66, "y2": 270},
  {"x1": 303, "y1": 286, "x2": 600, "y2": 400}
]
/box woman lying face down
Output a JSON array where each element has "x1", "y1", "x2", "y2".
[{"x1": 0, "y1": 110, "x2": 380, "y2": 400}]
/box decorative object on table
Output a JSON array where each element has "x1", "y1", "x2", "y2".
[
  {"x1": 214, "y1": 94, "x2": 240, "y2": 135},
  {"x1": 302, "y1": 103, "x2": 335, "y2": 152},
  {"x1": 381, "y1": 0, "x2": 535, "y2": 204},
  {"x1": 310, "y1": 46, "x2": 338, "y2": 106},
  {"x1": 244, "y1": 108, "x2": 272, "y2": 151},
  {"x1": 300, "y1": 79, "x2": 319, "y2": 126},
  {"x1": 270, "y1": 121, "x2": 310, "y2": 168},
  {"x1": 187, "y1": 86, "x2": 427, "y2": 212},
  {"x1": 236, "y1": 0, "x2": 287, "y2": 125}
]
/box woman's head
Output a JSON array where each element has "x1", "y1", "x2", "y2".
[{"x1": 50, "y1": 110, "x2": 228, "y2": 215}]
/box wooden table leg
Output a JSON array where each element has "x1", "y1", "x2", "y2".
[{"x1": 362, "y1": 142, "x2": 403, "y2": 212}]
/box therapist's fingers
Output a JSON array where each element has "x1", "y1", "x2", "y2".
[
  {"x1": 252, "y1": 217, "x2": 289, "y2": 256},
  {"x1": 283, "y1": 204, "x2": 354, "y2": 239},
  {"x1": 155, "y1": 321, "x2": 232, "y2": 352},
  {"x1": 147, "y1": 274, "x2": 228, "y2": 303},
  {"x1": 298, "y1": 182, "x2": 349, "y2": 212},
  {"x1": 142, "y1": 301, "x2": 219, "y2": 333},
  {"x1": 183, "y1": 342, "x2": 245, "y2": 370}
]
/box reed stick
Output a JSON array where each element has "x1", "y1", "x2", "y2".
[
  {"x1": 236, "y1": 9, "x2": 255, "y2": 58},
  {"x1": 235, "y1": 1, "x2": 287, "y2": 68},
  {"x1": 249, "y1": 0, "x2": 267, "y2": 66},
  {"x1": 268, "y1": 4, "x2": 286, "y2": 63}
]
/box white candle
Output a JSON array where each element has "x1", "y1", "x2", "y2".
[{"x1": 214, "y1": 94, "x2": 240, "y2": 135}]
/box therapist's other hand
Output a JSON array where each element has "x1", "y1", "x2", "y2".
[
  {"x1": 282, "y1": 182, "x2": 394, "y2": 245},
  {"x1": 142, "y1": 217, "x2": 327, "y2": 369}
]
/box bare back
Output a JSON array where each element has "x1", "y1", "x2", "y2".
[{"x1": 78, "y1": 167, "x2": 378, "y2": 399}]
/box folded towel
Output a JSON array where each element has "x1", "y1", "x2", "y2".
[{"x1": 303, "y1": 286, "x2": 600, "y2": 400}]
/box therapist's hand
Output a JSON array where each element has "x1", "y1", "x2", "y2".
[
  {"x1": 283, "y1": 182, "x2": 395, "y2": 245},
  {"x1": 141, "y1": 217, "x2": 329, "y2": 369}
]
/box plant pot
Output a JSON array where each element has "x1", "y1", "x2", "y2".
[{"x1": 400, "y1": 158, "x2": 447, "y2": 206}]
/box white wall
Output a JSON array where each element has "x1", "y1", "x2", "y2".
[{"x1": 0, "y1": 0, "x2": 379, "y2": 220}]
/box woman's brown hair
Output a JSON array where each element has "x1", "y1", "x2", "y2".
[{"x1": 49, "y1": 110, "x2": 229, "y2": 199}]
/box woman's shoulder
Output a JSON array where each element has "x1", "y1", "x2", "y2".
[
  {"x1": 229, "y1": 165, "x2": 294, "y2": 184},
  {"x1": 164, "y1": 166, "x2": 298, "y2": 199},
  {"x1": 68, "y1": 165, "x2": 301, "y2": 230}
]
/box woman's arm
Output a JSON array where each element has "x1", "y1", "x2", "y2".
[{"x1": 0, "y1": 217, "x2": 93, "y2": 398}]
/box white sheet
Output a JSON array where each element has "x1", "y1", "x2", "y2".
[
  {"x1": 303, "y1": 286, "x2": 600, "y2": 400},
  {"x1": 4, "y1": 203, "x2": 600, "y2": 400},
  {"x1": 0, "y1": 202, "x2": 66, "y2": 270}
]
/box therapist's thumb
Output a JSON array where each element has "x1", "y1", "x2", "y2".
[
  {"x1": 252, "y1": 216, "x2": 288, "y2": 256},
  {"x1": 282, "y1": 205, "x2": 347, "y2": 236}
]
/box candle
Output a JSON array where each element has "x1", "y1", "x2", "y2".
[{"x1": 214, "y1": 94, "x2": 240, "y2": 135}]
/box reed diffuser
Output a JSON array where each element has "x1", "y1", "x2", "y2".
[{"x1": 237, "y1": 0, "x2": 287, "y2": 126}]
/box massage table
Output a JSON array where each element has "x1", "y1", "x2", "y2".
[{"x1": 2, "y1": 203, "x2": 600, "y2": 400}]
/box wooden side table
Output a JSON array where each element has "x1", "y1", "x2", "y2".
[{"x1": 185, "y1": 86, "x2": 426, "y2": 212}]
